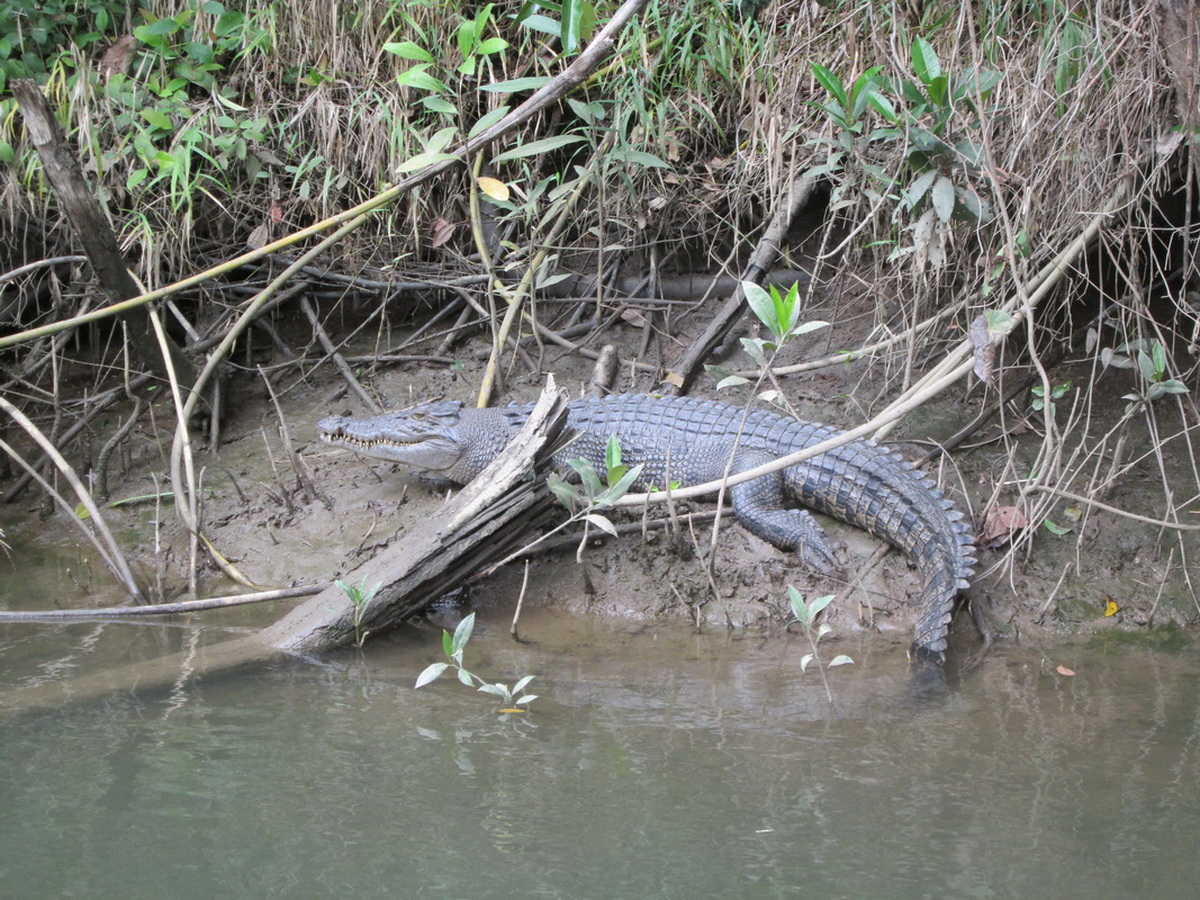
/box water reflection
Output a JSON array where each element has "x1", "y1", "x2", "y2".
[{"x1": 1, "y1": 612, "x2": 1199, "y2": 899}]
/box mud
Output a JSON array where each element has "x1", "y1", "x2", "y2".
[{"x1": 2, "y1": 285, "x2": 1196, "y2": 657}]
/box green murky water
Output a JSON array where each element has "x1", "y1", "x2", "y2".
[{"x1": 3, "y1": 588, "x2": 1200, "y2": 899}]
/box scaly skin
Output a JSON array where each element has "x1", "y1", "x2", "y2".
[{"x1": 318, "y1": 395, "x2": 976, "y2": 659}]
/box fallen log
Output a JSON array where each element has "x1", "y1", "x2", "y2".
[
  {"x1": 0, "y1": 381, "x2": 571, "y2": 714},
  {"x1": 260, "y1": 382, "x2": 570, "y2": 652}
]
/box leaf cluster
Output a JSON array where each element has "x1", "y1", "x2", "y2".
[
  {"x1": 415, "y1": 612, "x2": 539, "y2": 711},
  {"x1": 548, "y1": 435, "x2": 644, "y2": 539},
  {"x1": 808, "y1": 36, "x2": 1001, "y2": 268},
  {"x1": 787, "y1": 586, "x2": 853, "y2": 675}
]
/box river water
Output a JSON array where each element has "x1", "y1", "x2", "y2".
[{"x1": 2, "y1": 585, "x2": 1199, "y2": 900}]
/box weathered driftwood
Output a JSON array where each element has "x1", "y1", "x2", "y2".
[
  {"x1": 0, "y1": 382, "x2": 571, "y2": 714},
  {"x1": 260, "y1": 382, "x2": 570, "y2": 652}
]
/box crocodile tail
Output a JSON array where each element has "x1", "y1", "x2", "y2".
[{"x1": 910, "y1": 497, "x2": 976, "y2": 659}]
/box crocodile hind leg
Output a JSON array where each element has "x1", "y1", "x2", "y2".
[{"x1": 725, "y1": 450, "x2": 839, "y2": 574}]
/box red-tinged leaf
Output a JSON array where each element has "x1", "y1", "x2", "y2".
[
  {"x1": 982, "y1": 505, "x2": 1029, "y2": 548},
  {"x1": 1056, "y1": 665, "x2": 1075, "y2": 677},
  {"x1": 430, "y1": 217, "x2": 456, "y2": 248}
]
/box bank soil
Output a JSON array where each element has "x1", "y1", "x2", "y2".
[{"x1": 4, "y1": 283, "x2": 1195, "y2": 658}]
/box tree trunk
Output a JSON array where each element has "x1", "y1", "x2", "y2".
[{"x1": 11, "y1": 79, "x2": 196, "y2": 389}]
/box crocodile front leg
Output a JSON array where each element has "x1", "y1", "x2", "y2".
[{"x1": 725, "y1": 449, "x2": 839, "y2": 574}]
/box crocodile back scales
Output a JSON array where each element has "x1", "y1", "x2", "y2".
[{"x1": 492, "y1": 395, "x2": 975, "y2": 657}]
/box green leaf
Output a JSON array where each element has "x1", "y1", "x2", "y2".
[
  {"x1": 607, "y1": 149, "x2": 672, "y2": 169},
  {"x1": 742, "y1": 282, "x2": 780, "y2": 337},
  {"x1": 807, "y1": 594, "x2": 835, "y2": 618},
  {"x1": 140, "y1": 108, "x2": 174, "y2": 131},
  {"x1": 136, "y1": 18, "x2": 182, "y2": 39},
  {"x1": 605, "y1": 435, "x2": 622, "y2": 472},
  {"x1": 771, "y1": 285, "x2": 799, "y2": 337},
  {"x1": 452, "y1": 612, "x2": 476, "y2": 655},
  {"x1": 811, "y1": 63, "x2": 847, "y2": 107},
  {"x1": 397, "y1": 64, "x2": 449, "y2": 93},
  {"x1": 383, "y1": 41, "x2": 434, "y2": 62},
  {"x1": 985, "y1": 309, "x2": 1015, "y2": 336},
  {"x1": 513, "y1": 675, "x2": 536, "y2": 694},
  {"x1": 740, "y1": 337, "x2": 771, "y2": 366},
  {"x1": 477, "y1": 37, "x2": 509, "y2": 56},
  {"x1": 787, "y1": 585, "x2": 807, "y2": 623},
  {"x1": 426, "y1": 126, "x2": 458, "y2": 154},
  {"x1": 492, "y1": 134, "x2": 585, "y2": 163},
  {"x1": 468, "y1": 105, "x2": 510, "y2": 138},
  {"x1": 829, "y1": 655, "x2": 855, "y2": 667},
  {"x1": 1136, "y1": 348, "x2": 1157, "y2": 383},
  {"x1": 457, "y1": 667, "x2": 477, "y2": 687},
  {"x1": 442, "y1": 628, "x2": 454, "y2": 658},
  {"x1": 716, "y1": 374, "x2": 750, "y2": 390},
  {"x1": 866, "y1": 91, "x2": 899, "y2": 123},
  {"x1": 396, "y1": 150, "x2": 457, "y2": 173},
  {"x1": 519, "y1": 14, "x2": 562, "y2": 39},
  {"x1": 477, "y1": 682, "x2": 510, "y2": 699},
  {"x1": 911, "y1": 37, "x2": 941, "y2": 86},
  {"x1": 974, "y1": 68, "x2": 1003, "y2": 96},
  {"x1": 421, "y1": 96, "x2": 458, "y2": 115},
  {"x1": 548, "y1": 474, "x2": 583, "y2": 509},
  {"x1": 479, "y1": 76, "x2": 552, "y2": 94},
  {"x1": 925, "y1": 73, "x2": 949, "y2": 109},
  {"x1": 1152, "y1": 340, "x2": 1168, "y2": 378},
  {"x1": 584, "y1": 513, "x2": 618, "y2": 537},
  {"x1": 561, "y1": 0, "x2": 584, "y2": 53},
  {"x1": 568, "y1": 458, "x2": 603, "y2": 498},
  {"x1": 1043, "y1": 518, "x2": 1071, "y2": 536},
  {"x1": 415, "y1": 662, "x2": 449, "y2": 688},
  {"x1": 457, "y1": 18, "x2": 476, "y2": 61},
  {"x1": 602, "y1": 463, "x2": 644, "y2": 503},
  {"x1": 791, "y1": 320, "x2": 829, "y2": 337},
  {"x1": 849, "y1": 68, "x2": 883, "y2": 119}
]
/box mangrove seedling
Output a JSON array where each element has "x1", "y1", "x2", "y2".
[
  {"x1": 415, "y1": 612, "x2": 539, "y2": 712},
  {"x1": 336, "y1": 576, "x2": 381, "y2": 647},
  {"x1": 788, "y1": 586, "x2": 854, "y2": 702}
]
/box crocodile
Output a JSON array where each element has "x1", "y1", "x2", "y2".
[{"x1": 318, "y1": 394, "x2": 976, "y2": 659}]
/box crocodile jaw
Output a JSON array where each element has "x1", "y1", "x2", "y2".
[{"x1": 317, "y1": 416, "x2": 464, "y2": 472}]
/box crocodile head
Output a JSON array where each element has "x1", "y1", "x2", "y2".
[{"x1": 317, "y1": 400, "x2": 468, "y2": 472}]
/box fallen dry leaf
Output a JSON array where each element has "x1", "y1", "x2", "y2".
[
  {"x1": 478, "y1": 177, "x2": 509, "y2": 202},
  {"x1": 1056, "y1": 665, "x2": 1075, "y2": 677},
  {"x1": 430, "y1": 217, "x2": 456, "y2": 249},
  {"x1": 981, "y1": 504, "x2": 1029, "y2": 548}
]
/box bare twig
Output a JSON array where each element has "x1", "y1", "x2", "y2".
[
  {"x1": 0, "y1": 397, "x2": 141, "y2": 599},
  {"x1": 0, "y1": 584, "x2": 322, "y2": 620},
  {"x1": 300, "y1": 295, "x2": 379, "y2": 412}
]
